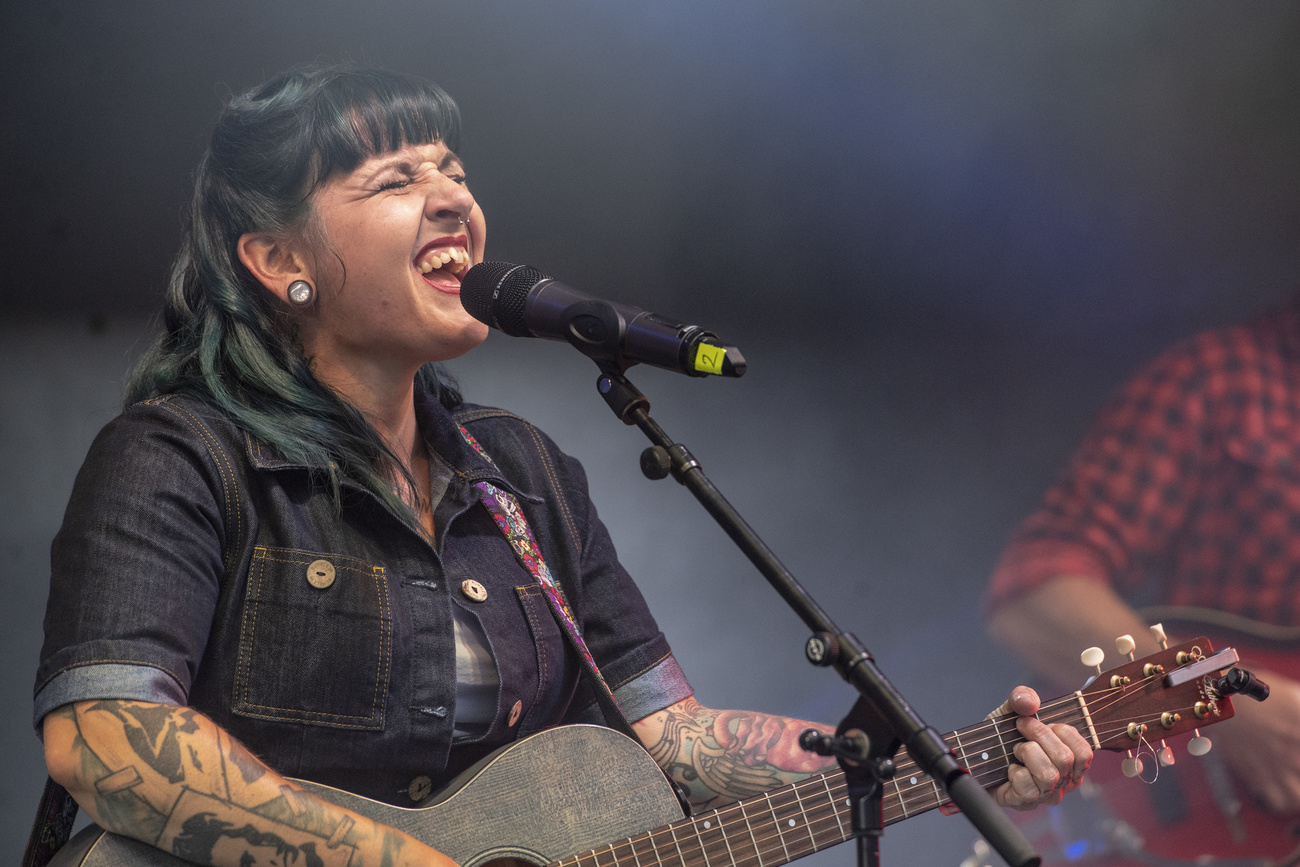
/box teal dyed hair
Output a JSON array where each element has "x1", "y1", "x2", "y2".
[{"x1": 127, "y1": 65, "x2": 466, "y2": 518}]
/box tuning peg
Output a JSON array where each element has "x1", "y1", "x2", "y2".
[
  {"x1": 1115, "y1": 634, "x2": 1136, "y2": 660},
  {"x1": 1188, "y1": 730, "x2": 1212, "y2": 757},
  {"x1": 1157, "y1": 742, "x2": 1175, "y2": 767},
  {"x1": 1121, "y1": 752, "x2": 1144, "y2": 777},
  {"x1": 1081, "y1": 646, "x2": 1105, "y2": 671},
  {"x1": 1149, "y1": 623, "x2": 1168, "y2": 649}
]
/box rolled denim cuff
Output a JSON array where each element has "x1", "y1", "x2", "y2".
[
  {"x1": 33, "y1": 662, "x2": 189, "y2": 729},
  {"x1": 572, "y1": 652, "x2": 693, "y2": 726}
]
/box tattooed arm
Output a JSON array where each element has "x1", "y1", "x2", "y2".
[
  {"x1": 631, "y1": 693, "x2": 1091, "y2": 813},
  {"x1": 43, "y1": 700, "x2": 456, "y2": 867},
  {"x1": 631, "y1": 697, "x2": 837, "y2": 812}
]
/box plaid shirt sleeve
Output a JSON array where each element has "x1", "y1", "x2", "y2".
[{"x1": 985, "y1": 340, "x2": 1212, "y2": 614}]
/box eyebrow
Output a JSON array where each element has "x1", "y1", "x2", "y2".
[{"x1": 366, "y1": 149, "x2": 465, "y2": 179}]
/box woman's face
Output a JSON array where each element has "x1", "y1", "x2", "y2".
[{"x1": 300, "y1": 139, "x2": 490, "y2": 381}]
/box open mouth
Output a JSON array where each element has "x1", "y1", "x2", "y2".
[{"x1": 415, "y1": 242, "x2": 471, "y2": 280}]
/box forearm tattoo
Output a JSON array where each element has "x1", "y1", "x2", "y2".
[
  {"x1": 49, "y1": 701, "x2": 408, "y2": 867},
  {"x1": 638, "y1": 698, "x2": 837, "y2": 811}
]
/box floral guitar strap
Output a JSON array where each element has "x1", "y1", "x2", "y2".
[{"x1": 456, "y1": 424, "x2": 636, "y2": 739}]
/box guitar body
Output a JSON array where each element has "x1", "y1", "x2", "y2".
[
  {"x1": 1020, "y1": 625, "x2": 1300, "y2": 865},
  {"x1": 50, "y1": 725, "x2": 687, "y2": 867}
]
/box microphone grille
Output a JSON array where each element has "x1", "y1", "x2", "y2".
[{"x1": 461, "y1": 261, "x2": 550, "y2": 337}]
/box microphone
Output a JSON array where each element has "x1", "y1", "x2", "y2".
[{"x1": 460, "y1": 262, "x2": 746, "y2": 378}]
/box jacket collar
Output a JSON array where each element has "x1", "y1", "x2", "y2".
[{"x1": 241, "y1": 384, "x2": 525, "y2": 497}]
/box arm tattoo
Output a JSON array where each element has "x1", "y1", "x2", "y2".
[
  {"x1": 55, "y1": 701, "x2": 403, "y2": 866},
  {"x1": 640, "y1": 697, "x2": 837, "y2": 810}
]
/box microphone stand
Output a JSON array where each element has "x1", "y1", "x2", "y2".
[{"x1": 591, "y1": 363, "x2": 1041, "y2": 867}]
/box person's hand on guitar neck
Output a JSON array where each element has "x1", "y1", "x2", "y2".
[
  {"x1": 44, "y1": 699, "x2": 458, "y2": 867},
  {"x1": 628, "y1": 693, "x2": 1090, "y2": 814}
]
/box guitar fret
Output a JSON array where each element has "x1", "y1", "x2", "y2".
[
  {"x1": 707, "y1": 811, "x2": 742, "y2": 867},
  {"x1": 990, "y1": 718, "x2": 1013, "y2": 771},
  {"x1": 667, "y1": 825, "x2": 691, "y2": 867},
  {"x1": 762, "y1": 791, "x2": 793, "y2": 863},
  {"x1": 949, "y1": 730, "x2": 966, "y2": 771},
  {"x1": 821, "y1": 776, "x2": 848, "y2": 840},
  {"x1": 611, "y1": 838, "x2": 639, "y2": 867},
  {"x1": 736, "y1": 800, "x2": 765, "y2": 867},
  {"x1": 891, "y1": 777, "x2": 909, "y2": 818},
  {"x1": 803, "y1": 780, "x2": 846, "y2": 850},
  {"x1": 785, "y1": 782, "x2": 819, "y2": 854},
  {"x1": 692, "y1": 814, "x2": 722, "y2": 867}
]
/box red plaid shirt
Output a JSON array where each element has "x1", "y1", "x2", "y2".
[{"x1": 987, "y1": 296, "x2": 1300, "y2": 627}]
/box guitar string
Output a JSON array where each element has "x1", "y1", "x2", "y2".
[
  {"x1": 557, "y1": 701, "x2": 1157, "y2": 867},
  {"x1": 551, "y1": 666, "x2": 1205, "y2": 867},
  {"x1": 552, "y1": 781, "x2": 858, "y2": 867},
  {"x1": 560, "y1": 716, "x2": 1181, "y2": 867},
  {"x1": 605, "y1": 787, "x2": 849, "y2": 867},
  {"x1": 889, "y1": 671, "x2": 1209, "y2": 815},
  {"x1": 698, "y1": 674, "x2": 1196, "y2": 854},
  {"x1": 682, "y1": 677, "x2": 1196, "y2": 864}
]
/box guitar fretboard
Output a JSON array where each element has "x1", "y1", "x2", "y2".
[{"x1": 552, "y1": 693, "x2": 1106, "y2": 867}]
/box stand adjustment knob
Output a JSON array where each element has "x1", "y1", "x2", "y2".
[
  {"x1": 805, "y1": 632, "x2": 840, "y2": 666},
  {"x1": 639, "y1": 446, "x2": 672, "y2": 480}
]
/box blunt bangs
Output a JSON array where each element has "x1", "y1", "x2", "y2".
[
  {"x1": 236, "y1": 66, "x2": 464, "y2": 203},
  {"x1": 310, "y1": 69, "x2": 463, "y2": 182}
]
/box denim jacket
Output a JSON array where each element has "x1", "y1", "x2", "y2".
[{"x1": 36, "y1": 389, "x2": 691, "y2": 804}]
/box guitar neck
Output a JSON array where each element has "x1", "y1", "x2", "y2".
[{"x1": 550, "y1": 707, "x2": 1067, "y2": 867}]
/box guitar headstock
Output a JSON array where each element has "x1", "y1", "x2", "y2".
[{"x1": 1082, "y1": 637, "x2": 1238, "y2": 753}]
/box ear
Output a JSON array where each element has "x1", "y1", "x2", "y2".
[{"x1": 237, "y1": 232, "x2": 312, "y2": 305}]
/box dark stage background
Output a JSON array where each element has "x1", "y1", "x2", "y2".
[{"x1": 4, "y1": 2, "x2": 1300, "y2": 863}]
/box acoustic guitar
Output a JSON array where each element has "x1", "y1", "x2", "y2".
[{"x1": 51, "y1": 637, "x2": 1244, "y2": 867}]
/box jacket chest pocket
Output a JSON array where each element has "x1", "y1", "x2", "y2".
[{"x1": 233, "y1": 547, "x2": 392, "y2": 729}]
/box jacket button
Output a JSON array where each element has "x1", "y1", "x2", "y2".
[
  {"x1": 408, "y1": 775, "x2": 433, "y2": 802},
  {"x1": 459, "y1": 579, "x2": 488, "y2": 602},
  {"x1": 507, "y1": 699, "x2": 523, "y2": 727},
  {"x1": 306, "y1": 559, "x2": 336, "y2": 589}
]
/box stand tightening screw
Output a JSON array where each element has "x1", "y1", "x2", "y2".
[
  {"x1": 805, "y1": 632, "x2": 840, "y2": 666},
  {"x1": 639, "y1": 446, "x2": 673, "y2": 480}
]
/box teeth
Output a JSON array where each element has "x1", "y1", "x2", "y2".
[{"x1": 417, "y1": 246, "x2": 469, "y2": 274}]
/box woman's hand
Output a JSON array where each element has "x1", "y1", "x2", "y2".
[{"x1": 989, "y1": 687, "x2": 1093, "y2": 810}]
